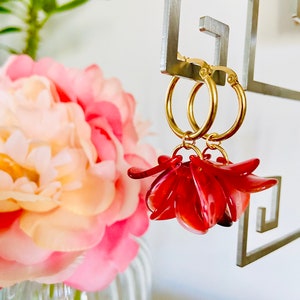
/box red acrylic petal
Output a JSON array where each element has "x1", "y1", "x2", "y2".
[
  {"x1": 191, "y1": 160, "x2": 226, "y2": 227},
  {"x1": 176, "y1": 190, "x2": 210, "y2": 233},
  {"x1": 174, "y1": 163, "x2": 210, "y2": 233},
  {"x1": 217, "y1": 208, "x2": 233, "y2": 227},
  {"x1": 227, "y1": 174, "x2": 278, "y2": 193},
  {"x1": 146, "y1": 167, "x2": 180, "y2": 220},
  {"x1": 127, "y1": 155, "x2": 182, "y2": 179},
  {"x1": 216, "y1": 157, "x2": 260, "y2": 176},
  {"x1": 192, "y1": 155, "x2": 260, "y2": 177},
  {"x1": 157, "y1": 155, "x2": 175, "y2": 164},
  {"x1": 146, "y1": 158, "x2": 227, "y2": 232},
  {"x1": 217, "y1": 177, "x2": 250, "y2": 221}
]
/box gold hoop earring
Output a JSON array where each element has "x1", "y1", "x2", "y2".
[
  {"x1": 128, "y1": 58, "x2": 278, "y2": 235},
  {"x1": 188, "y1": 65, "x2": 246, "y2": 142},
  {"x1": 165, "y1": 60, "x2": 218, "y2": 141}
]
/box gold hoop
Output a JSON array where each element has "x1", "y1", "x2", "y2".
[
  {"x1": 188, "y1": 64, "x2": 246, "y2": 142},
  {"x1": 165, "y1": 62, "x2": 218, "y2": 141}
]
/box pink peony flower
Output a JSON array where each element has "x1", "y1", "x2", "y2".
[{"x1": 0, "y1": 55, "x2": 156, "y2": 291}]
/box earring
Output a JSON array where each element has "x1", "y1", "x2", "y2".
[
  {"x1": 165, "y1": 59, "x2": 218, "y2": 141},
  {"x1": 128, "y1": 59, "x2": 278, "y2": 234},
  {"x1": 188, "y1": 64, "x2": 246, "y2": 142}
]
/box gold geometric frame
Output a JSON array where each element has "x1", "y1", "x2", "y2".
[
  {"x1": 243, "y1": 0, "x2": 300, "y2": 100},
  {"x1": 160, "y1": 0, "x2": 229, "y2": 85},
  {"x1": 292, "y1": 0, "x2": 300, "y2": 23},
  {"x1": 160, "y1": 0, "x2": 300, "y2": 267},
  {"x1": 236, "y1": 177, "x2": 300, "y2": 267}
]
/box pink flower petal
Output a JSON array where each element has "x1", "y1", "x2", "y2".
[
  {"x1": 61, "y1": 173, "x2": 115, "y2": 216},
  {"x1": 19, "y1": 208, "x2": 106, "y2": 251},
  {"x1": 125, "y1": 197, "x2": 149, "y2": 236},
  {"x1": 5, "y1": 55, "x2": 34, "y2": 80},
  {"x1": 0, "y1": 251, "x2": 82, "y2": 287},
  {"x1": 0, "y1": 220, "x2": 51, "y2": 264},
  {"x1": 64, "y1": 221, "x2": 139, "y2": 292},
  {"x1": 85, "y1": 101, "x2": 123, "y2": 141}
]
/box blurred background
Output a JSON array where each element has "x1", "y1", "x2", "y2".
[{"x1": 2, "y1": 0, "x2": 300, "y2": 299}]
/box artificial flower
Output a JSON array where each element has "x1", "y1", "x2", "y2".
[{"x1": 0, "y1": 54, "x2": 156, "y2": 291}]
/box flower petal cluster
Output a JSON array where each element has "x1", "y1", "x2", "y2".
[
  {"x1": 0, "y1": 55, "x2": 156, "y2": 291},
  {"x1": 128, "y1": 154, "x2": 278, "y2": 234}
]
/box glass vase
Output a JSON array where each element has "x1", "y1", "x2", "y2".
[{"x1": 0, "y1": 239, "x2": 151, "y2": 300}]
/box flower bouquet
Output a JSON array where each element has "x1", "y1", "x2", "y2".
[{"x1": 0, "y1": 1, "x2": 156, "y2": 299}]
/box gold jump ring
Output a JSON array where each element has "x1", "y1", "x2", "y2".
[
  {"x1": 165, "y1": 62, "x2": 218, "y2": 141},
  {"x1": 173, "y1": 142, "x2": 203, "y2": 159},
  {"x1": 188, "y1": 64, "x2": 246, "y2": 142},
  {"x1": 202, "y1": 144, "x2": 229, "y2": 164},
  {"x1": 202, "y1": 134, "x2": 230, "y2": 163}
]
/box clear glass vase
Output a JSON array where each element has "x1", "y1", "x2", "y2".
[{"x1": 0, "y1": 239, "x2": 151, "y2": 300}]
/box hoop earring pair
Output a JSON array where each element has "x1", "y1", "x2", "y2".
[
  {"x1": 165, "y1": 59, "x2": 247, "y2": 152},
  {"x1": 128, "y1": 59, "x2": 278, "y2": 235}
]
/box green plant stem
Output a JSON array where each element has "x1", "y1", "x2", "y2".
[
  {"x1": 74, "y1": 290, "x2": 83, "y2": 300},
  {"x1": 23, "y1": 2, "x2": 41, "y2": 59}
]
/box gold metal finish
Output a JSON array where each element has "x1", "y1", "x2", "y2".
[
  {"x1": 172, "y1": 142, "x2": 203, "y2": 159},
  {"x1": 292, "y1": 0, "x2": 300, "y2": 23},
  {"x1": 237, "y1": 176, "x2": 300, "y2": 267},
  {"x1": 160, "y1": 0, "x2": 229, "y2": 85},
  {"x1": 161, "y1": 0, "x2": 300, "y2": 267},
  {"x1": 187, "y1": 64, "x2": 247, "y2": 142},
  {"x1": 256, "y1": 175, "x2": 281, "y2": 233},
  {"x1": 202, "y1": 133, "x2": 230, "y2": 163},
  {"x1": 243, "y1": 0, "x2": 300, "y2": 100},
  {"x1": 199, "y1": 16, "x2": 229, "y2": 84},
  {"x1": 165, "y1": 74, "x2": 218, "y2": 140}
]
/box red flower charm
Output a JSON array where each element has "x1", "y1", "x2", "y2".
[{"x1": 128, "y1": 155, "x2": 278, "y2": 234}]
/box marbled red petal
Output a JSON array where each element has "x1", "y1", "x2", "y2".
[
  {"x1": 191, "y1": 158, "x2": 226, "y2": 227},
  {"x1": 217, "y1": 177, "x2": 250, "y2": 221},
  {"x1": 146, "y1": 166, "x2": 180, "y2": 220},
  {"x1": 192, "y1": 155, "x2": 260, "y2": 177},
  {"x1": 127, "y1": 155, "x2": 182, "y2": 179},
  {"x1": 217, "y1": 208, "x2": 233, "y2": 227},
  {"x1": 227, "y1": 174, "x2": 278, "y2": 193},
  {"x1": 174, "y1": 163, "x2": 210, "y2": 233}
]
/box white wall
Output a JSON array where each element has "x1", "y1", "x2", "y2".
[{"x1": 37, "y1": 0, "x2": 300, "y2": 299}]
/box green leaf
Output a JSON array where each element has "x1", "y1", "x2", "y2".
[
  {"x1": 0, "y1": 6, "x2": 11, "y2": 13},
  {"x1": 0, "y1": 26, "x2": 22, "y2": 34},
  {"x1": 54, "y1": 0, "x2": 89, "y2": 12},
  {"x1": 0, "y1": 0, "x2": 21, "y2": 6},
  {"x1": 0, "y1": 43, "x2": 19, "y2": 54}
]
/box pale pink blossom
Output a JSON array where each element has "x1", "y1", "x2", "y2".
[{"x1": 0, "y1": 55, "x2": 156, "y2": 291}]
